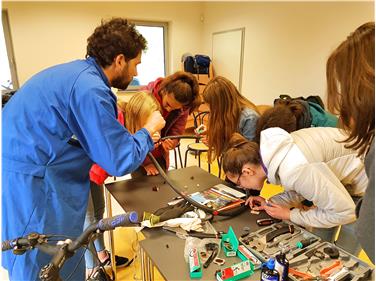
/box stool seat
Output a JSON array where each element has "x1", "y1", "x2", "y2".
[{"x1": 187, "y1": 142, "x2": 209, "y2": 152}]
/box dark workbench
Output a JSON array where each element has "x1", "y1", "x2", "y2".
[{"x1": 106, "y1": 166, "x2": 270, "y2": 280}]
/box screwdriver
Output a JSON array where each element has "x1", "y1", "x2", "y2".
[
  {"x1": 296, "y1": 237, "x2": 318, "y2": 249},
  {"x1": 256, "y1": 218, "x2": 282, "y2": 226}
]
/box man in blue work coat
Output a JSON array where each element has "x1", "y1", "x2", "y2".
[{"x1": 2, "y1": 18, "x2": 165, "y2": 280}]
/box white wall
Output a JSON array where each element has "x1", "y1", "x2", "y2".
[
  {"x1": 201, "y1": 2, "x2": 374, "y2": 105},
  {"x1": 3, "y1": 1, "x2": 374, "y2": 105},
  {"x1": 3, "y1": 1, "x2": 204, "y2": 85}
]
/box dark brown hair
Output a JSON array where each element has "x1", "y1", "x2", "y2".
[
  {"x1": 159, "y1": 71, "x2": 201, "y2": 113},
  {"x1": 86, "y1": 18, "x2": 147, "y2": 67},
  {"x1": 327, "y1": 22, "x2": 375, "y2": 156},
  {"x1": 255, "y1": 103, "x2": 304, "y2": 143},
  {"x1": 222, "y1": 133, "x2": 261, "y2": 175},
  {"x1": 203, "y1": 76, "x2": 259, "y2": 162}
]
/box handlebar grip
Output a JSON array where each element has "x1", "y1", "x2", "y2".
[
  {"x1": 2, "y1": 238, "x2": 30, "y2": 251},
  {"x1": 2, "y1": 240, "x2": 15, "y2": 251},
  {"x1": 97, "y1": 212, "x2": 139, "y2": 231}
]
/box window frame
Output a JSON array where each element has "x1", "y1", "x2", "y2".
[
  {"x1": 2, "y1": 9, "x2": 19, "y2": 90},
  {"x1": 124, "y1": 20, "x2": 169, "y2": 92}
]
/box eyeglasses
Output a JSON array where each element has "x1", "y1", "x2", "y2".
[{"x1": 236, "y1": 171, "x2": 244, "y2": 186}]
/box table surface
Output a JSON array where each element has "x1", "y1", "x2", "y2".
[
  {"x1": 107, "y1": 166, "x2": 374, "y2": 281},
  {"x1": 106, "y1": 166, "x2": 270, "y2": 280}
]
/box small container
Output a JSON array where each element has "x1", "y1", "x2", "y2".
[
  {"x1": 188, "y1": 248, "x2": 202, "y2": 279},
  {"x1": 260, "y1": 258, "x2": 279, "y2": 281},
  {"x1": 275, "y1": 250, "x2": 289, "y2": 281}
]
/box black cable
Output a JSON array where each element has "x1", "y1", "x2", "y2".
[
  {"x1": 147, "y1": 151, "x2": 246, "y2": 217},
  {"x1": 64, "y1": 244, "x2": 86, "y2": 281},
  {"x1": 159, "y1": 135, "x2": 201, "y2": 141}
]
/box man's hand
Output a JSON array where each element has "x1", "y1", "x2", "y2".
[
  {"x1": 262, "y1": 202, "x2": 291, "y2": 220},
  {"x1": 161, "y1": 139, "x2": 176, "y2": 151},
  {"x1": 143, "y1": 163, "x2": 159, "y2": 176},
  {"x1": 144, "y1": 111, "x2": 165, "y2": 137},
  {"x1": 245, "y1": 196, "x2": 266, "y2": 210},
  {"x1": 151, "y1": 132, "x2": 161, "y2": 143}
]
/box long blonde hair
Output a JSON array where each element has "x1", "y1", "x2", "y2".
[
  {"x1": 119, "y1": 91, "x2": 160, "y2": 134},
  {"x1": 203, "y1": 76, "x2": 259, "y2": 162},
  {"x1": 327, "y1": 22, "x2": 374, "y2": 156}
]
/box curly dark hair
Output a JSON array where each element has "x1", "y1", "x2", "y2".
[{"x1": 86, "y1": 18, "x2": 147, "y2": 67}]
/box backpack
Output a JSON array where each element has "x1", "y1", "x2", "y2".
[
  {"x1": 182, "y1": 54, "x2": 211, "y2": 75},
  {"x1": 183, "y1": 56, "x2": 197, "y2": 74},
  {"x1": 274, "y1": 94, "x2": 325, "y2": 110}
]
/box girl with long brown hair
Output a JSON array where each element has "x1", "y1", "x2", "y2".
[
  {"x1": 326, "y1": 22, "x2": 375, "y2": 262},
  {"x1": 202, "y1": 76, "x2": 260, "y2": 162}
]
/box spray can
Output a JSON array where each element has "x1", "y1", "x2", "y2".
[
  {"x1": 275, "y1": 248, "x2": 289, "y2": 281},
  {"x1": 260, "y1": 258, "x2": 279, "y2": 281}
]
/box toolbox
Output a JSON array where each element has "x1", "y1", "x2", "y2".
[
  {"x1": 238, "y1": 221, "x2": 374, "y2": 280},
  {"x1": 288, "y1": 241, "x2": 373, "y2": 281}
]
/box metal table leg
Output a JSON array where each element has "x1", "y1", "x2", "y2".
[{"x1": 140, "y1": 246, "x2": 155, "y2": 281}]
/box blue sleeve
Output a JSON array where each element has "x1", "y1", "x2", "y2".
[
  {"x1": 239, "y1": 112, "x2": 259, "y2": 141},
  {"x1": 67, "y1": 84, "x2": 154, "y2": 176}
]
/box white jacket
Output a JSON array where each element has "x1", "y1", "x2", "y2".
[{"x1": 260, "y1": 127, "x2": 368, "y2": 228}]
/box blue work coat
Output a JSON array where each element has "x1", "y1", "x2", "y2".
[{"x1": 2, "y1": 57, "x2": 154, "y2": 280}]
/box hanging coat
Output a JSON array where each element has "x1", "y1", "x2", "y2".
[{"x1": 2, "y1": 57, "x2": 154, "y2": 280}]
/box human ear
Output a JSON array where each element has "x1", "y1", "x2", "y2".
[
  {"x1": 114, "y1": 54, "x2": 126, "y2": 67},
  {"x1": 242, "y1": 166, "x2": 255, "y2": 176},
  {"x1": 242, "y1": 167, "x2": 254, "y2": 176}
]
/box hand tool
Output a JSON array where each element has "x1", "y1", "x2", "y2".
[
  {"x1": 320, "y1": 260, "x2": 342, "y2": 277},
  {"x1": 256, "y1": 218, "x2": 282, "y2": 226},
  {"x1": 267, "y1": 230, "x2": 302, "y2": 250},
  {"x1": 263, "y1": 224, "x2": 295, "y2": 243},
  {"x1": 203, "y1": 243, "x2": 219, "y2": 268},
  {"x1": 296, "y1": 237, "x2": 319, "y2": 249},
  {"x1": 327, "y1": 267, "x2": 352, "y2": 281},
  {"x1": 324, "y1": 246, "x2": 340, "y2": 259},
  {"x1": 289, "y1": 268, "x2": 315, "y2": 280}
]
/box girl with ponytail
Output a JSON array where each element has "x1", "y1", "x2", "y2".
[{"x1": 223, "y1": 127, "x2": 367, "y2": 255}]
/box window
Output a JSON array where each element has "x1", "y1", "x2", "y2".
[
  {"x1": 1, "y1": 9, "x2": 18, "y2": 91},
  {"x1": 128, "y1": 21, "x2": 168, "y2": 90}
]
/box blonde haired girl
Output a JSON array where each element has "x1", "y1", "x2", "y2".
[{"x1": 85, "y1": 91, "x2": 160, "y2": 277}]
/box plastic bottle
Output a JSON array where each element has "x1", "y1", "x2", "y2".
[
  {"x1": 260, "y1": 258, "x2": 280, "y2": 281},
  {"x1": 275, "y1": 249, "x2": 289, "y2": 281}
]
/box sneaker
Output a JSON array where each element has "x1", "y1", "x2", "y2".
[
  {"x1": 101, "y1": 251, "x2": 134, "y2": 268},
  {"x1": 87, "y1": 267, "x2": 112, "y2": 281}
]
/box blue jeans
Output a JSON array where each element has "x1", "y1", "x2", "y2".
[
  {"x1": 84, "y1": 181, "x2": 106, "y2": 269},
  {"x1": 311, "y1": 196, "x2": 362, "y2": 256}
]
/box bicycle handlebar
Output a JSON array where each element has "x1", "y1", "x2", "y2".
[
  {"x1": 2, "y1": 212, "x2": 139, "y2": 281},
  {"x1": 67, "y1": 212, "x2": 138, "y2": 252},
  {"x1": 2, "y1": 237, "x2": 31, "y2": 251}
]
